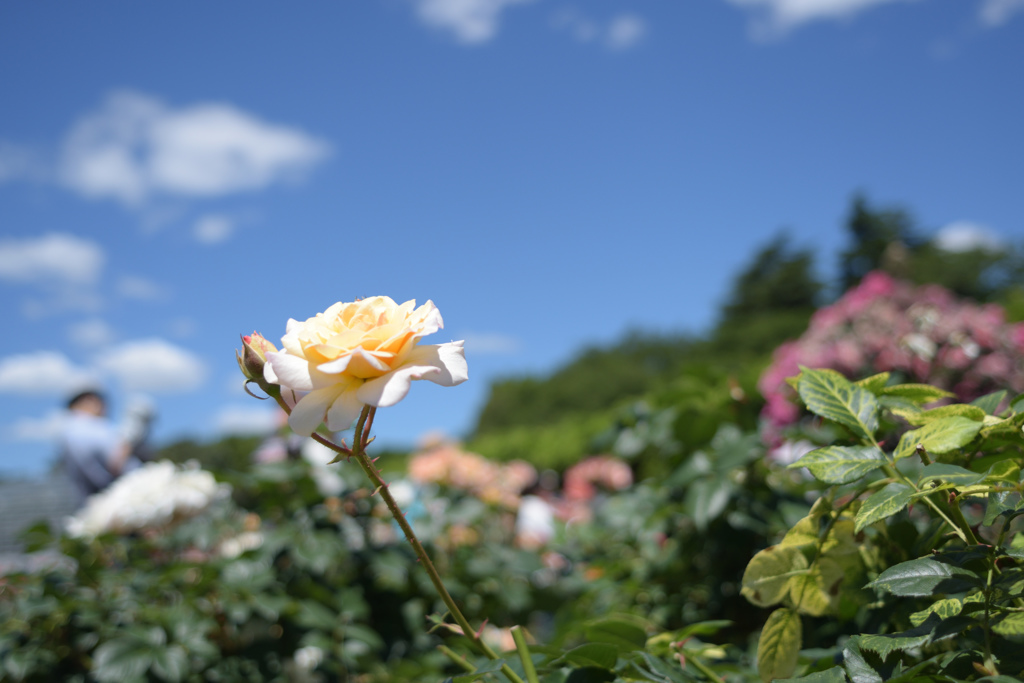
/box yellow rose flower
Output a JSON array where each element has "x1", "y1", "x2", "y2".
[{"x1": 264, "y1": 297, "x2": 467, "y2": 436}]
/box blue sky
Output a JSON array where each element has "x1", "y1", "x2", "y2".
[{"x1": 1, "y1": 0, "x2": 1022, "y2": 477}]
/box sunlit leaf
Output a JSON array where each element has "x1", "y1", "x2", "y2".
[
  {"x1": 855, "y1": 484, "x2": 913, "y2": 533},
  {"x1": 856, "y1": 373, "x2": 891, "y2": 394},
  {"x1": 892, "y1": 416, "x2": 983, "y2": 462},
  {"x1": 790, "y1": 446, "x2": 887, "y2": 485},
  {"x1": 757, "y1": 608, "x2": 801, "y2": 683},
  {"x1": 742, "y1": 545, "x2": 808, "y2": 608},
  {"x1": 797, "y1": 368, "x2": 879, "y2": 442},
  {"x1": 904, "y1": 404, "x2": 986, "y2": 426},
  {"x1": 879, "y1": 384, "x2": 954, "y2": 404}
]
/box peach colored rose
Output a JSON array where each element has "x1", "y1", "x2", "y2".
[{"x1": 264, "y1": 297, "x2": 467, "y2": 436}]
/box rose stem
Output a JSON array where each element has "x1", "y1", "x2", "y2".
[{"x1": 273, "y1": 397, "x2": 525, "y2": 683}]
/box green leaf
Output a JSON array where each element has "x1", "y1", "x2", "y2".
[
  {"x1": 841, "y1": 639, "x2": 883, "y2": 683},
  {"x1": 856, "y1": 373, "x2": 891, "y2": 394},
  {"x1": 904, "y1": 404, "x2": 986, "y2": 426},
  {"x1": 791, "y1": 446, "x2": 888, "y2": 485},
  {"x1": 983, "y1": 458, "x2": 1020, "y2": 484},
  {"x1": 857, "y1": 618, "x2": 936, "y2": 661},
  {"x1": 855, "y1": 484, "x2": 914, "y2": 533},
  {"x1": 892, "y1": 416, "x2": 983, "y2": 462},
  {"x1": 985, "y1": 491, "x2": 1024, "y2": 525},
  {"x1": 757, "y1": 608, "x2": 802, "y2": 683},
  {"x1": 686, "y1": 478, "x2": 734, "y2": 532},
  {"x1": 909, "y1": 598, "x2": 962, "y2": 626},
  {"x1": 92, "y1": 637, "x2": 154, "y2": 682},
  {"x1": 742, "y1": 545, "x2": 808, "y2": 608},
  {"x1": 789, "y1": 562, "x2": 839, "y2": 617},
  {"x1": 879, "y1": 395, "x2": 923, "y2": 421},
  {"x1": 880, "y1": 383, "x2": 954, "y2": 404},
  {"x1": 979, "y1": 412, "x2": 1024, "y2": 441},
  {"x1": 797, "y1": 368, "x2": 879, "y2": 442},
  {"x1": 675, "y1": 620, "x2": 732, "y2": 638},
  {"x1": 584, "y1": 616, "x2": 649, "y2": 653},
  {"x1": 150, "y1": 645, "x2": 188, "y2": 683},
  {"x1": 879, "y1": 384, "x2": 954, "y2": 404},
  {"x1": 563, "y1": 644, "x2": 617, "y2": 670},
  {"x1": 866, "y1": 557, "x2": 979, "y2": 597},
  {"x1": 971, "y1": 390, "x2": 1008, "y2": 415},
  {"x1": 18, "y1": 521, "x2": 54, "y2": 553},
  {"x1": 992, "y1": 612, "x2": 1024, "y2": 639},
  {"x1": 917, "y1": 463, "x2": 987, "y2": 487},
  {"x1": 776, "y1": 667, "x2": 848, "y2": 683}
]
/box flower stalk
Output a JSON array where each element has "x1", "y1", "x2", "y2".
[{"x1": 265, "y1": 393, "x2": 525, "y2": 683}]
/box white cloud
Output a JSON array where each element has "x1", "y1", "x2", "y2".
[
  {"x1": 460, "y1": 332, "x2": 522, "y2": 354},
  {"x1": 22, "y1": 290, "x2": 104, "y2": 319},
  {"x1": 551, "y1": 10, "x2": 647, "y2": 50},
  {"x1": 96, "y1": 339, "x2": 207, "y2": 393},
  {"x1": 193, "y1": 213, "x2": 235, "y2": 244},
  {"x1": 722, "y1": 0, "x2": 919, "y2": 37},
  {"x1": 934, "y1": 221, "x2": 1006, "y2": 253},
  {"x1": 606, "y1": 14, "x2": 647, "y2": 50},
  {"x1": 168, "y1": 317, "x2": 198, "y2": 339},
  {"x1": 69, "y1": 318, "x2": 116, "y2": 347},
  {"x1": 552, "y1": 10, "x2": 599, "y2": 42},
  {"x1": 0, "y1": 351, "x2": 99, "y2": 396},
  {"x1": 414, "y1": 0, "x2": 536, "y2": 43},
  {"x1": 0, "y1": 233, "x2": 105, "y2": 285},
  {"x1": 7, "y1": 410, "x2": 68, "y2": 442},
  {"x1": 214, "y1": 405, "x2": 280, "y2": 436},
  {"x1": 117, "y1": 275, "x2": 168, "y2": 301},
  {"x1": 980, "y1": 0, "x2": 1024, "y2": 26},
  {"x1": 59, "y1": 91, "x2": 331, "y2": 206}
]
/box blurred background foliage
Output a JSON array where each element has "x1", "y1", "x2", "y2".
[
  {"x1": 467, "y1": 195, "x2": 1023, "y2": 472},
  {"x1": 3, "y1": 195, "x2": 1024, "y2": 682}
]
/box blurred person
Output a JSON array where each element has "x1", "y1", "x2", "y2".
[{"x1": 59, "y1": 389, "x2": 155, "y2": 505}]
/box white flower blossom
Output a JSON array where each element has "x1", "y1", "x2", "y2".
[{"x1": 66, "y1": 460, "x2": 228, "y2": 537}]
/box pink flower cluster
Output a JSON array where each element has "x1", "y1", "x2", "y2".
[
  {"x1": 408, "y1": 442, "x2": 537, "y2": 509},
  {"x1": 759, "y1": 271, "x2": 1024, "y2": 438},
  {"x1": 563, "y1": 455, "x2": 634, "y2": 502}
]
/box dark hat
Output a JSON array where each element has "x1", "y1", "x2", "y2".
[{"x1": 66, "y1": 388, "x2": 107, "y2": 410}]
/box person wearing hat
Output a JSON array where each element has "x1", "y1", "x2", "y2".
[{"x1": 59, "y1": 389, "x2": 137, "y2": 504}]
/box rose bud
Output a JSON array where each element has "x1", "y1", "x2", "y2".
[{"x1": 237, "y1": 332, "x2": 278, "y2": 381}]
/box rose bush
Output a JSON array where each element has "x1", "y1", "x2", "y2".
[
  {"x1": 263, "y1": 297, "x2": 468, "y2": 436},
  {"x1": 65, "y1": 460, "x2": 228, "y2": 538},
  {"x1": 759, "y1": 271, "x2": 1024, "y2": 442}
]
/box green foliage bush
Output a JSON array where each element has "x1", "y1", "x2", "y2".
[{"x1": 744, "y1": 368, "x2": 1024, "y2": 682}]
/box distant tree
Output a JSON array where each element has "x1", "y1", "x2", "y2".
[
  {"x1": 472, "y1": 332, "x2": 700, "y2": 436},
  {"x1": 839, "y1": 194, "x2": 1019, "y2": 303},
  {"x1": 839, "y1": 194, "x2": 919, "y2": 291},
  {"x1": 712, "y1": 233, "x2": 823, "y2": 354}
]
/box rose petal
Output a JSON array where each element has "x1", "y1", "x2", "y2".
[
  {"x1": 265, "y1": 351, "x2": 314, "y2": 391},
  {"x1": 356, "y1": 365, "x2": 440, "y2": 408},
  {"x1": 355, "y1": 342, "x2": 467, "y2": 407},
  {"x1": 289, "y1": 386, "x2": 343, "y2": 436},
  {"x1": 318, "y1": 347, "x2": 389, "y2": 376},
  {"x1": 407, "y1": 341, "x2": 468, "y2": 387},
  {"x1": 325, "y1": 388, "x2": 363, "y2": 431}
]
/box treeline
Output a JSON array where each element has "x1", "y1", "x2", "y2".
[{"x1": 466, "y1": 195, "x2": 1023, "y2": 468}]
